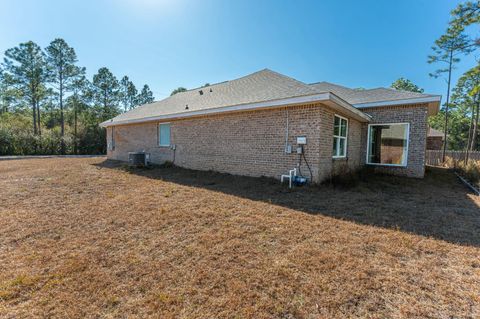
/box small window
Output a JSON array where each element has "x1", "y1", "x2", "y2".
[
  {"x1": 367, "y1": 123, "x2": 409, "y2": 167},
  {"x1": 333, "y1": 115, "x2": 348, "y2": 158},
  {"x1": 158, "y1": 123, "x2": 171, "y2": 147}
]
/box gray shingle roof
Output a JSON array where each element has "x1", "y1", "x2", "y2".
[
  {"x1": 103, "y1": 69, "x2": 440, "y2": 126},
  {"x1": 309, "y1": 82, "x2": 439, "y2": 105},
  {"x1": 108, "y1": 69, "x2": 320, "y2": 124}
]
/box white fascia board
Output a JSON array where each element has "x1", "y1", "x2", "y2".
[
  {"x1": 353, "y1": 95, "x2": 442, "y2": 109},
  {"x1": 101, "y1": 93, "x2": 332, "y2": 127},
  {"x1": 100, "y1": 92, "x2": 371, "y2": 127}
]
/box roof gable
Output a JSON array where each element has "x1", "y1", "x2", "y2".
[{"x1": 309, "y1": 81, "x2": 439, "y2": 105}]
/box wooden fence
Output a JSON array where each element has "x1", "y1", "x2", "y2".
[{"x1": 426, "y1": 150, "x2": 480, "y2": 166}]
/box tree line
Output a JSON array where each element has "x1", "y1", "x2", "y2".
[
  {"x1": 391, "y1": 68, "x2": 480, "y2": 153},
  {"x1": 0, "y1": 38, "x2": 154, "y2": 155},
  {"x1": 387, "y1": 2, "x2": 479, "y2": 155},
  {"x1": 1, "y1": 2, "x2": 479, "y2": 157},
  {"x1": 427, "y1": 1, "x2": 479, "y2": 158}
]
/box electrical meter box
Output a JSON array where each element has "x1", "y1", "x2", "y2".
[{"x1": 297, "y1": 136, "x2": 307, "y2": 145}]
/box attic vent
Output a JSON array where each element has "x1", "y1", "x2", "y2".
[
  {"x1": 185, "y1": 104, "x2": 189, "y2": 110},
  {"x1": 199, "y1": 90, "x2": 203, "y2": 95}
]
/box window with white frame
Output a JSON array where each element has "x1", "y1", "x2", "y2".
[
  {"x1": 367, "y1": 123, "x2": 409, "y2": 166},
  {"x1": 333, "y1": 115, "x2": 348, "y2": 158},
  {"x1": 158, "y1": 123, "x2": 171, "y2": 147}
]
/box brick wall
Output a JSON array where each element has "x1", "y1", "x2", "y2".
[
  {"x1": 107, "y1": 103, "x2": 427, "y2": 181},
  {"x1": 325, "y1": 114, "x2": 364, "y2": 177},
  {"x1": 360, "y1": 104, "x2": 429, "y2": 178},
  {"x1": 107, "y1": 103, "x2": 364, "y2": 183},
  {"x1": 174, "y1": 104, "x2": 323, "y2": 182}
]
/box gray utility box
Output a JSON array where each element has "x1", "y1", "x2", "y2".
[{"x1": 128, "y1": 152, "x2": 150, "y2": 167}]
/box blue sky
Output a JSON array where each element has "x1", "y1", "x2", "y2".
[{"x1": 1, "y1": 0, "x2": 477, "y2": 100}]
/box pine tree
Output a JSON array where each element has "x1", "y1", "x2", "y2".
[
  {"x1": 136, "y1": 84, "x2": 154, "y2": 106},
  {"x1": 452, "y1": 64, "x2": 480, "y2": 153},
  {"x1": 69, "y1": 70, "x2": 88, "y2": 154},
  {"x1": 0, "y1": 67, "x2": 18, "y2": 113},
  {"x1": 390, "y1": 78, "x2": 424, "y2": 93},
  {"x1": 91, "y1": 67, "x2": 120, "y2": 120},
  {"x1": 451, "y1": 1, "x2": 480, "y2": 29},
  {"x1": 2, "y1": 41, "x2": 49, "y2": 137},
  {"x1": 119, "y1": 76, "x2": 138, "y2": 112},
  {"x1": 170, "y1": 87, "x2": 187, "y2": 96},
  {"x1": 45, "y1": 38, "x2": 83, "y2": 154},
  {"x1": 428, "y1": 25, "x2": 476, "y2": 161}
]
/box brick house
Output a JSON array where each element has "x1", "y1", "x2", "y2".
[
  {"x1": 426, "y1": 127, "x2": 445, "y2": 150},
  {"x1": 101, "y1": 69, "x2": 441, "y2": 183}
]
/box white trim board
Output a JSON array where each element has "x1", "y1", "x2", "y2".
[{"x1": 354, "y1": 96, "x2": 441, "y2": 109}]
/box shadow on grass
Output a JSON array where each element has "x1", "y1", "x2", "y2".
[{"x1": 94, "y1": 160, "x2": 480, "y2": 247}]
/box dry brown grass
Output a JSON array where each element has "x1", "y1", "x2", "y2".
[
  {"x1": 0, "y1": 157, "x2": 479, "y2": 318},
  {"x1": 444, "y1": 157, "x2": 480, "y2": 188}
]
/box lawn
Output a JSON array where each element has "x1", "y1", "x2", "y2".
[{"x1": 0, "y1": 157, "x2": 479, "y2": 318}]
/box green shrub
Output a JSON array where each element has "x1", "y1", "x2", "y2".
[{"x1": 0, "y1": 111, "x2": 106, "y2": 155}]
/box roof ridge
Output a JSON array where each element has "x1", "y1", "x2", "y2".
[
  {"x1": 311, "y1": 83, "x2": 426, "y2": 94},
  {"x1": 129, "y1": 68, "x2": 320, "y2": 113},
  {"x1": 367, "y1": 87, "x2": 433, "y2": 96},
  {"x1": 170, "y1": 69, "x2": 283, "y2": 96},
  {"x1": 310, "y1": 81, "x2": 358, "y2": 91},
  {"x1": 184, "y1": 80, "x2": 229, "y2": 93},
  {"x1": 370, "y1": 87, "x2": 400, "y2": 91},
  {"x1": 264, "y1": 69, "x2": 310, "y2": 85}
]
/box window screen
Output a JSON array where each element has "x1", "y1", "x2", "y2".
[{"x1": 158, "y1": 123, "x2": 171, "y2": 146}]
